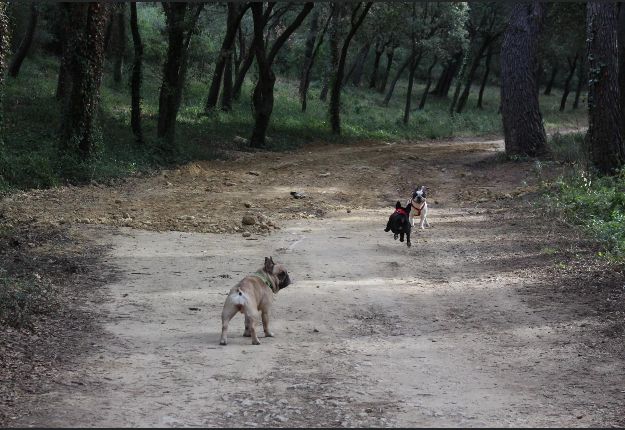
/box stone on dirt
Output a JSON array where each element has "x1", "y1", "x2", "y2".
[{"x1": 242, "y1": 215, "x2": 256, "y2": 226}]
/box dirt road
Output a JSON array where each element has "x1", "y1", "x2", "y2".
[{"x1": 6, "y1": 137, "x2": 625, "y2": 427}]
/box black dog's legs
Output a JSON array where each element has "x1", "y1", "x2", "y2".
[
  {"x1": 406, "y1": 226, "x2": 411, "y2": 247},
  {"x1": 399, "y1": 232, "x2": 404, "y2": 242}
]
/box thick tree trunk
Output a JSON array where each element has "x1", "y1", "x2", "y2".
[
  {"x1": 418, "y1": 56, "x2": 437, "y2": 110},
  {"x1": 477, "y1": 44, "x2": 493, "y2": 109},
  {"x1": 329, "y1": 2, "x2": 372, "y2": 135},
  {"x1": 0, "y1": 2, "x2": 10, "y2": 144},
  {"x1": 500, "y1": 1, "x2": 546, "y2": 157},
  {"x1": 617, "y1": 3, "x2": 625, "y2": 132},
  {"x1": 543, "y1": 64, "x2": 558, "y2": 95},
  {"x1": 368, "y1": 39, "x2": 383, "y2": 89},
  {"x1": 300, "y1": 11, "x2": 330, "y2": 112},
  {"x1": 320, "y1": 6, "x2": 340, "y2": 102},
  {"x1": 60, "y1": 3, "x2": 110, "y2": 159},
  {"x1": 157, "y1": 3, "x2": 186, "y2": 143},
  {"x1": 299, "y1": 8, "x2": 320, "y2": 103},
  {"x1": 129, "y1": 2, "x2": 143, "y2": 143},
  {"x1": 456, "y1": 39, "x2": 490, "y2": 113},
  {"x1": 377, "y1": 46, "x2": 394, "y2": 93},
  {"x1": 8, "y1": 2, "x2": 37, "y2": 78},
  {"x1": 250, "y1": 2, "x2": 313, "y2": 147},
  {"x1": 573, "y1": 59, "x2": 584, "y2": 110},
  {"x1": 382, "y1": 54, "x2": 413, "y2": 107},
  {"x1": 403, "y1": 54, "x2": 419, "y2": 124},
  {"x1": 205, "y1": 3, "x2": 246, "y2": 112},
  {"x1": 559, "y1": 53, "x2": 578, "y2": 111},
  {"x1": 586, "y1": 2, "x2": 625, "y2": 174},
  {"x1": 221, "y1": 52, "x2": 233, "y2": 111},
  {"x1": 112, "y1": 3, "x2": 126, "y2": 84}
]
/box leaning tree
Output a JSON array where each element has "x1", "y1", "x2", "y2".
[{"x1": 500, "y1": 1, "x2": 546, "y2": 157}]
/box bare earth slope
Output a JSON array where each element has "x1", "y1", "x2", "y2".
[{"x1": 4, "y1": 137, "x2": 625, "y2": 427}]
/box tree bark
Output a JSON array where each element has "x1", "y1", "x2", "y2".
[
  {"x1": 403, "y1": 54, "x2": 419, "y2": 124},
  {"x1": 382, "y1": 54, "x2": 413, "y2": 107},
  {"x1": 129, "y1": 2, "x2": 143, "y2": 143},
  {"x1": 157, "y1": 3, "x2": 203, "y2": 144},
  {"x1": 320, "y1": 5, "x2": 340, "y2": 102},
  {"x1": 500, "y1": 1, "x2": 546, "y2": 157},
  {"x1": 559, "y1": 53, "x2": 578, "y2": 111},
  {"x1": 617, "y1": 3, "x2": 625, "y2": 133},
  {"x1": 250, "y1": 2, "x2": 313, "y2": 147},
  {"x1": 350, "y1": 42, "x2": 370, "y2": 86},
  {"x1": 456, "y1": 38, "x2": 491, "y2": 113},
  {"x1": 221, "y1": 51, "x2": 233, "y2": 111},
  {"x1": 586, "y1": 1, "x2": 625, "y2": 174},
  {"x1": 543, "y1": 64, "x2": 558, "y2": 95},
  {"x1": 418, "y1": 56, "x2": 437, "y2": 110},
  {"x1": 477, "y1": 44, "x2": 493, "y2": 109},
  {"x1": 8, "y1": 2, "x2": 37, "y2": 78},
  {"x1": 205, "y1": 3, "x2": 247, "y2": 112},
  {"x1": 573, "y1": 58, "x2": 584, "y2": 110},
  {"x1": 300, "y1": 10, "x2": 331, "y2": 112},
  {"x1": 433, "y1": 51, "x2": 462, "y2": 97},
  {"x1": 368, "y1": 38, "x2": 383, "y2": 89},
  {"x1": 329, "y1": 2, "x2": 372, "y2": 135},
  {"x1": 112, "y1": 3, "x2": 126, "y2": 84},
  {"x1": 299, "y1": 8, "x2": 320, "y2": 102},
  {"x1": 60, "y1": 3, "x2": 110, "y2": 159},
  {"x1": 377, "y1": 45, "x2": 394, "y2": 93},
  {"x1": 0, "y1": 2, "x2": 10, "y2": 145}
]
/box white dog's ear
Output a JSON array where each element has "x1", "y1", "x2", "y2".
[{"x1": 264, "y1": 257, "x2": 275, "y2": 273}]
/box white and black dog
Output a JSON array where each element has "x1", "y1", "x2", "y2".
[{"x1": 408, "y1": 186, "x2": 429, "y2": 229}]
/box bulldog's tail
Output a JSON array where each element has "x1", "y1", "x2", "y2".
[{"x1": 231, "y1": 287, "x2": 247, "y2": 312}]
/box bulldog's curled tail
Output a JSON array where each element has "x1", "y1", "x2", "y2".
[{"x1": 230, "y1": 287, "x2": 247, "y2": 312}]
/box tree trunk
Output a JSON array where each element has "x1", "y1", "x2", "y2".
[
  {"x1": 382, "y1": 54, "x2": 413, "y2": 107},
  {"x1": 586, "y1": 1, "x2": 625, "y2": 174},
  {"x1": 205, "y1": 3, "x2": 246, "y2": 112},
  {"x1": 0, "y1": 2, "x2": 10, "y2": 145},
  {"x1": 300, "y1": 10, "x2": 331, "y2": 112},
  {"x1": 350, "y1": 42, "x2": 370, "y2": 86},
  {"x1": 60, "y1": 3, "x2": 110, "y2": 159},
  {"x1": 368, "y1": 39, "x2": 383, "y2": 89},
  {"x1": 418, "y1": 56, "x2": 437, "y2": 110},
  {"x1": 456, "y1": 38, "x2": 490, "y2": 113},
  {"x1": 403, "y1": 54, "x2": 419, "y2": 124},
  {"x1": 377, "y1": 46, "x2": 394, "y2": 93},
  {"x1": 112, "y1": 3, "x2": 126, "y2": 84},
  {"x1": 157, "y1": 3, "x2": 203, "y2": 144},
  {"x1": 477, "y1": 44, "x2": 493, "y2": 109},
  {"x1": 500, "y1": 1, "x2": 546, "y2": 157},
  {"x1": 617, "y1": 3, "x2": 625, "y2": 133},
  {"x1": 234, "y1": 25, "x2": 245, "y2": 77},
  {"x1": 543, "y1": 64, "x2": 558, "y2": 95},
  {"x1": 559, "y1": 53, "x2": 578, "y2": 112},
  {"x1": 129, "y1": 2, "x2": 143, "y2": 143},
  {"x1": 8, "y1": 2, "x2": 37, "y2": 78},
  {"x1": 329, "y1": 2, "x2": 372, "y2": 135},
  {"x1": 250, "y1": 2, "x2": 313, "y2": 147},
  {"x1": 434, "y1": 51, "x2": 462, "y2": 97},
  {"x1": 221, "y1": 52, "x2": 233, "y2": 111},
  {"x1": 320, "y1": 5, "x2": 340, "y2": 102},
  {"x1": 232, "y1": 38, "x2": 255, "y2": 101},
  {"x1": 299, "y1": 8, "x2": 320, "y2": 103},
  {"x1": 449, "y1": 50, "x2": 469, "y2": 113},
  {"x1": 573, "y1": 58, "x2": 584, "y2": 110}
]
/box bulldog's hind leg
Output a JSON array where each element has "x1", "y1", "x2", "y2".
[
  {"x1": 219, "y1": 303, "x2": 239, "y2": 345},
  {"x1": 243, "y1": 305, "x2": 262, "y2": 345},
  {"x1": 243, "y1": 315, "x2": 251, "y2": 337},
  {"x1": 262, "y1": 311, "x2": 274, "y2": 338}
]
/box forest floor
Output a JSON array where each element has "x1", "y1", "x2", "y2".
[{"x1": 2, "y1": 134, "x2": 625, "y2": 427}]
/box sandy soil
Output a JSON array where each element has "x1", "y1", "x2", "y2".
[{"x1": 3, "y1": 136, "x2": 625, "y2": 427}]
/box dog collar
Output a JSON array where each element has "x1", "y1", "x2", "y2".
[
  {"x1": 253, "y1": 272, "x2": 277, "y2": 293},
  {"x1": 395, "y1": 208, "x2": 408, "y2": 216}
]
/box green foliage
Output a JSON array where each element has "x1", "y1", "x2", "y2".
[
  {"x1": 0, "y1": 275, "x2": 58, "y2": 329},
  {"x1": 547, "y1": 131, "x2": 587, "y2": 164},
  {"x1": 549, "y1": 169, "x2": 625, "y2": 260}
]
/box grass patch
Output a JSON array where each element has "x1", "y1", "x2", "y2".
[
  {"x1": 547, "y1": 168, "x2": 625, "y2": 261},
  {"x1": 547, "y1": 131, "x2": 587, "y2": 164}
]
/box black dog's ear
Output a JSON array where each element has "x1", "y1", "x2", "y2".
[
  {"x1": 395, "y1": 201, "x2": 401, "y2": 209},
  {"x1": 264, "y1": 257, "x2": 275, "y2": 273}
]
